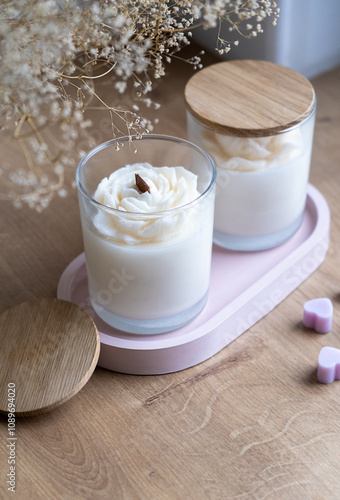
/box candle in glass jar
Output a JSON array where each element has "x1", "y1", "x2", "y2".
[
  {"x1": 76, "y1": 136, "x2": 216, "y2": 334},
  {"x1": 185, "y1": 60, "x2": 316, "y2": 251}
]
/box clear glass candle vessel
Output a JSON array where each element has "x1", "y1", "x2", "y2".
[
  {"x1": 185, "y1": 60, "x2": 316, "y2": 251},
  {"x1": 76, "y1": 135, "x2": 216, "y2": 334}
]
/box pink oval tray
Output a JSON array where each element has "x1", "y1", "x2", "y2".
[{"x1": 57, "y1": 184, "x2": 330, "y2": 375}]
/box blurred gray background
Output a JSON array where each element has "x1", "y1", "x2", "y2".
[{"x1": 193, "y1": 0, "x2": 340, "y2": 78}]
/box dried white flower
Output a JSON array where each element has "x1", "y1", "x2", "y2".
[{"x1": 0, "y1": 0, "x2": 278, "y2": 210}]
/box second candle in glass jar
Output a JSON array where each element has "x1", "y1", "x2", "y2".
[{"x1": 185, "y1": 60, "x2": 316, "y2": 251}]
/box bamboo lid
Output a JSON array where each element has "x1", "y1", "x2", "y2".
[
  {"x1": 0, "y1": 298, "x2": 100, "y2": 416},
  {"x1": 185, "y1": 60, "x2": 316, "y2": 137}
]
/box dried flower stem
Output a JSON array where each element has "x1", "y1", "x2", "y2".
[{"x1": 0, "y1": 0, "x2": 279, "y2": 211}]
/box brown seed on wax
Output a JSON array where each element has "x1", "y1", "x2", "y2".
[{"x1": 135, "y1": 173, "x2": 151, "y2": 194}]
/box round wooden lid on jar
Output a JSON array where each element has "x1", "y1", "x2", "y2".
[{"x1": 185, "y1": 60, "x2": 316, "y2": 137}]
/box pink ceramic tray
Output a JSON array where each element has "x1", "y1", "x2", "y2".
[{"x1": 57, "y1": 184, "x2": 330, "y2": 375}]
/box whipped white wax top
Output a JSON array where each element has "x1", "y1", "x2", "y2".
[
  {"x1": 92, "y1": 163, "x2": 200, "y2": 244},
  {"x1": 201, "y1": 128, "x2": 303, "y2": 171}
]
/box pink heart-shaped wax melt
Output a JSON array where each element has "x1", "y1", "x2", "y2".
[
  {"x1": 303, "y1": 298, "x2": 333, "y2": 334},
  {"x1": 317, "y1": 347, "x2": 340, "y2": 384}
]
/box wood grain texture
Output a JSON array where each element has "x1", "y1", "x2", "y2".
[
  {"x1": 185, "y1": 60, "x2": 316, "y2": 136},
  {"x1": 0, "y1": 43, "x2": 340, "y2": 499},
  {"x1": 0, "y1": 298, "x2": 100, "y2": 416}
]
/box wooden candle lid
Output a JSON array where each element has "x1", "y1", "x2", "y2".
[
  {"x1": 0, "y1": 298, "x2": 100, "y2": 416},
  {"x1": 185, "y1": 60, "x2": 316, "y2": 137}
]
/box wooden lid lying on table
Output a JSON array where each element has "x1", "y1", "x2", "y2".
[
  {"x1": 0, "y1": 298, "x2": 100, "y2": 416},
  {"x1": 185, "y1": 60, "x2": 316, "y2": 137}
]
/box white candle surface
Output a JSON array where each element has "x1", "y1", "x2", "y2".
[
  {"x1": 187, "y1": 113, "x2": 314, "y2": 239},
  {"x1": 82, "y1": 163, "x2": 214, "y2": 326}
]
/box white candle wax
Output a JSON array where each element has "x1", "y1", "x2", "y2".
[
  {"x1": 81, "y1": 162, "x2": 214, "y2": 332},
  {"x1": 187, "y1": 111, "x2": 315, "y2": 250}
]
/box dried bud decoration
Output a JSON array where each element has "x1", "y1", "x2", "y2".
[{"x1": 135, "y1": 174, "x2": 151, "y2": 194}]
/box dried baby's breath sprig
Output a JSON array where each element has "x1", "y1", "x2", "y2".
[{"x1": 0, "y1": 0, "x2": 278, "y2": 211}]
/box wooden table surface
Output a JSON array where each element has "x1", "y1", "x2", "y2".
[{"x1": 1, "y1": 43, "x2": 340, "y2": 499}]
